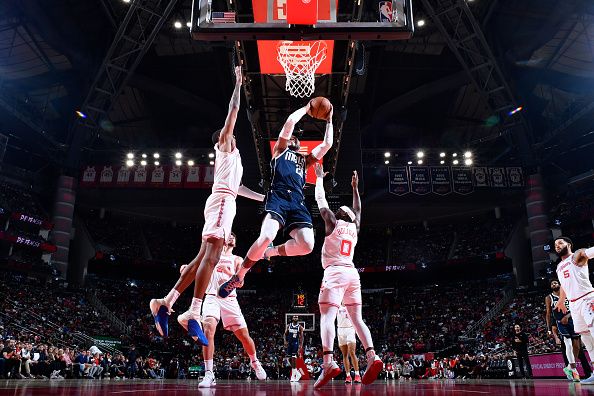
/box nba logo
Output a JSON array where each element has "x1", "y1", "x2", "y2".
[{"x1": 379, "y1": 1, "x2": 393, "y2": 22}]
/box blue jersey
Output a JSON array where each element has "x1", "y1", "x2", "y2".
[
  {"x1": 287, "y1": 323, "x2": 301, "y2": 344},
  {"x1": 270, "y1": 148, "x2": 306, "y2": 198}
]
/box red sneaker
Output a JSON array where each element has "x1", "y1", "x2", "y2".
[
  {"x1": 362, "y1": 356, "x2": 383, "y2": 385},
  {"x1": 354, "y1": 374, "x2": 361, "y2": 383}
]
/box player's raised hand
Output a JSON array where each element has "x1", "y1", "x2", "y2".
[
  {"x1": 314, "y1": 163, "x2": 328, "y2": 178},
  {"x1": 351, "y1": 170, "x2": 359, "y2": 189},
  {"x1": 234, "y1": 66, "x2": 242, "y2": 86}
]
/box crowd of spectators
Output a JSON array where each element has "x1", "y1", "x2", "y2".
[{"x1": 0, "y1": 181, "x2": 46, "y2": 218}]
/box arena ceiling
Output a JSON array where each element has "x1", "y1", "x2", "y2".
[{"x1": 1, "y1": 0, "x2": 593, "y2": 187}]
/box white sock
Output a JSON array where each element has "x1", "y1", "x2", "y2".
[
  {"x1": 205, "y1": 359, "x2": 213, "y2": 372},
  {"x1": 563, "y1": 337, "x2": 575, "y2": 364},
  {"x1": 355, "y1": 370, "x2": 360, "y2": 375},
  {"x1": 323, "y1": 353, "x2": 333, "y2": 365},
  {"x1": 190, "y1": 297, "x2": 203, "y2": 315},
  {"x1": 249, "y1": 354, "x2": 258, "y2": 363},
  {"x1": 164, "y1": 289, "x2": 180, "y2": 308}
]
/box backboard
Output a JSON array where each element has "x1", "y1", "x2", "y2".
[{"x1": 190, "y1": 0, "x2": 414, "y2": 41}]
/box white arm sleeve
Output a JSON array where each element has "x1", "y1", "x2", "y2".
[
  {"x1": 315, "y1": 177, "x2": 329, "y2": 209},
  {"x1": 279, "y1": 106, "x2": 309, "y2": 140},
  {"x1": 237, "y1": 185, "x2": 265, "y2": 202},
  {"x1": 586, "y1": 247, "x2": 594, "y2": 259},
  {"x1": 311, "y1": 122, "x2": 333, "y2": 159}
]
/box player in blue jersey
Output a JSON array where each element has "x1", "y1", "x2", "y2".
[{"x1": 218, "y1": 101, "x2": 334, "y2": 298}]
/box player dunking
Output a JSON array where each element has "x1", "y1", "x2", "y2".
[
  {"x1": 554, "y1": 236, "x2": 594, "y2": 384},
  {"x1": 149, "y1": 66, "x2": 264, "y2": 343},
  {"x1": 218, "y1": 101, "x2": 334, "y2": 297},
  {"x1": 177, "y1": 233, "x2": 267, "y2": 387},
  {"x1": 284, "y1": 315, "x2": 304, "y2": 382},
  {"x1": 313, "y1": 163, "x2": 383, "y2": 388},
  {"x1": 337, "y1": 304, "x2": 361, "y2": 384}
]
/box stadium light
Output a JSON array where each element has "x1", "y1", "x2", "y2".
[
  {"x1": 126, "y1": 160, "x2": 134, "y2": 167},
  {"x1": 209, "y1": 160, "x2": 214, "y2": 166},
  {"x1": 407, "y1": 161, "x2": 412, "y2": 165},
  {"x1": 384, "y1": 160, "x2": 390, "y2": 165},
  {"x1": 140, "y1": 160, "x2": 147, "y2": 166},
  {"x1": 154, "y1": 161, "x2": 160, "y2": 166},
  {"x1": 464, "y1": 151, "x2": 472, "y2": 158},
  {"x1": 384, "y1": 152, "x2": 391, "y2": 158},
  {"x1": 174, "y1": 21, "x2": 182, "y2": 29},
  {"x1": 186, "y1": 21, "x2": 192, "y2": 28},
  {"x1": 208, "y1": 152, "x2": 215, "y2": 158},
  {"x1": 439, "y1": 152, "x2": 446, "y2": 158},
  {"x1": 465, "y1": 158, "x2": 473, "y2": 166},
  {"x1": 126, "y1": 152, "x2": 134, "y2": 159},
  {"x1": 75, "y1": 110, "x2": 87, "y2": 119},
  {"x1": 416, "y1": 151, "x2": 424, "y2": 158},
  {"x1": 188, "y1": 160, "x2": 195, "y2": 166},
  {"x1": 123, "y1": 0, "x2": 131, "y2": 3},
  {"x1": 452, "y1": 153, "x2": 458, "y2": 157},
  {"x1": 153, "y1": 153, "x2": 160, "y2": 159},
  {"x1": 417, "y1": 160, "x2": 423, "y2": 165},
  {"x1": 417, "y1": 20, "x2": 426, "y2": 27},
  {"x1": 175, "y1": 160, "x2": 182, "y2": 166},
  {"x1": 175, "y1": 152, "x2": 182, "y2": 159},
  {"x1": 440, "y1": 160, "x2": 445, "y2": 165},
  {"x1": 453, "y1": 159, "x2": 459, "y2": 165},
  {"x1": 142, "y1": 153, "x2": 147, "y2": 159}
]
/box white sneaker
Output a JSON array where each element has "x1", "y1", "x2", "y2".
[
  {"x1": 314, "y1": 361, "x2": 341, "y2": 388},
  {"x1": 290, "y1": 368, "x2": 299, "y2": 382},
  {"x1": 199, "y1": 371, "x2": 216, "y2": 388},
  {"x1": 251, "y1": 361, "x2": 267, "y2": 380},
  {"x1": 177, "y1": 309, "x2": 200, "y2": 331}
]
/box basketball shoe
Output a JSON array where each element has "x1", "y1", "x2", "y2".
[
  {"x1": 149, "y1": 298, "x2": 172, "y2": 337},
  {"x1": 177, "y1": 310, "x2": 209, "y2": 346},
  {"x1": 362, "y1": 355, "x2": 383, "y2": 385},
  {"x1": 314, "y1": 362, "x2": 341, "y2": 388},
  {"x1": 218, "y1": 275, "x2": 243, "y2": 298},
  {"x1": 251, "y1": 360, "x2": 267, "y2": 380},
  {"x1": 199, "y1": 371, "x2": 216, "y2": 388}
]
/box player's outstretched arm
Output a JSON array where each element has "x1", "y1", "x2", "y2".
[
  {"x1": 273, "y1": 104, "x2": 310, "y2": 157},
  {"x1": 574, "y1": 246, "x2": 594, "y2": 266},
  {"x1": 554, "y1": 287, "x2": 568, "y2": 314},
  {"x1": 351, "y1": 170, "x2": 361, "y2": 232},
  {"x1": 237, "y1": 185, "x2": 265, "y2": 202},
  {"x1": 219, "y1": 66, "x2": 243, "y2": 153},
  {"x1": 314, "y1": 163, "x2": 336, "y2": 236},
  {"x1": 306, "y1": 106, "x2": 334, "y2": 168}
]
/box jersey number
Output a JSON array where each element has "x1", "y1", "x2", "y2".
[
  {"x1": 563, "y1": 270, "x2": 570, "y2": 279},
  {"x1": 340, "y1": 240, "x2": 352, "y2": 256}
]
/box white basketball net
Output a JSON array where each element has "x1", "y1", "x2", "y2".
[{"x1": 276, "y1": 40, "x2": 328, "y2": 98}]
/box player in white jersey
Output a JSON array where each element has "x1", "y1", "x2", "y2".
[
  {"x1": 554, "y1": 236, "x2": 594, "y2": 384},
  {"x1": 176, "y1": 233, "x2": 267, "y2": 387},
  {"x1": 149, "y1": 67, "x2": 264, "y2": 344},
  {"x1": 337, "y1": 304, "x2": 360, "y2": 384},
  {"x1": 313, "y1": 163, "x2": 383, "y2": 388}
]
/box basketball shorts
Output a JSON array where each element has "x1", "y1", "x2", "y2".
[
  {"x1": 202, "y1": 192, "x2": 237, "y2": 241},
  {"x1": 569, "y1": 295, "x2": 594, "y2": 333},
  {"x1": 265, "y1": 189, "x2": 312, "y2": 233},
  {"x1": 338, "y1": 327, "x2": 356, "y2": 346},
  {"x1": 286, "y1": 342, "x2": 299, "y2": 357},
  {"x1": 318, "y1": 266, "x2": 362, "y2": 307},
  {"x1": 201, "y1": 294, "x2": 247, "y2": 331}
]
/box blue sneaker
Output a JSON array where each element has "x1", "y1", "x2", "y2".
[
  {"x1": 581, "y1": 374, "x2": 594, "y2": 384},
  {"x1": 149, "y1": 298, "x2": 171, "y2": 337},
  {"x1": 188, "y1": 319, "x2": 209, "y2": 346},
  {"x1": 218, "y1": 275, "x2": 243, "y2": 298},
  {"x1": 262, "y1": 242, "x2": 274, "y2": 261}
]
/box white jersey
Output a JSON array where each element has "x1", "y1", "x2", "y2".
[
  {"x1": 212, "y1": 143, "x2": 243, "y2": 196},
  {"x1": 337, "y1": 306, "x2": 353, "y2": 328},
  {"x1": 321, "y1": 219, "x2": 358, "y2": 269},
  {"x1": 205, "y1": 253, "x2": 239, "y2": 297},
  {"x1": 557, "y1": 254, "x2": 594, "y2": 301}
]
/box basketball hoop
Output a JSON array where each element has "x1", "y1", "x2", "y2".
[{"x1": 276, "y1": 40, "x2": 327, "y2": 98}]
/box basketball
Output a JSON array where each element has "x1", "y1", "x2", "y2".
[{"x1": 308, "y1": 97, "x2": 332, "y2": 120}]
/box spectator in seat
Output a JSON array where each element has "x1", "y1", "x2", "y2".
[
  {"x1": 20, "y1": 343, "x2": 33, "y2": 378},
  {"x1": 2, "y1": 340, "x2": 23, "y2": 379}
]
